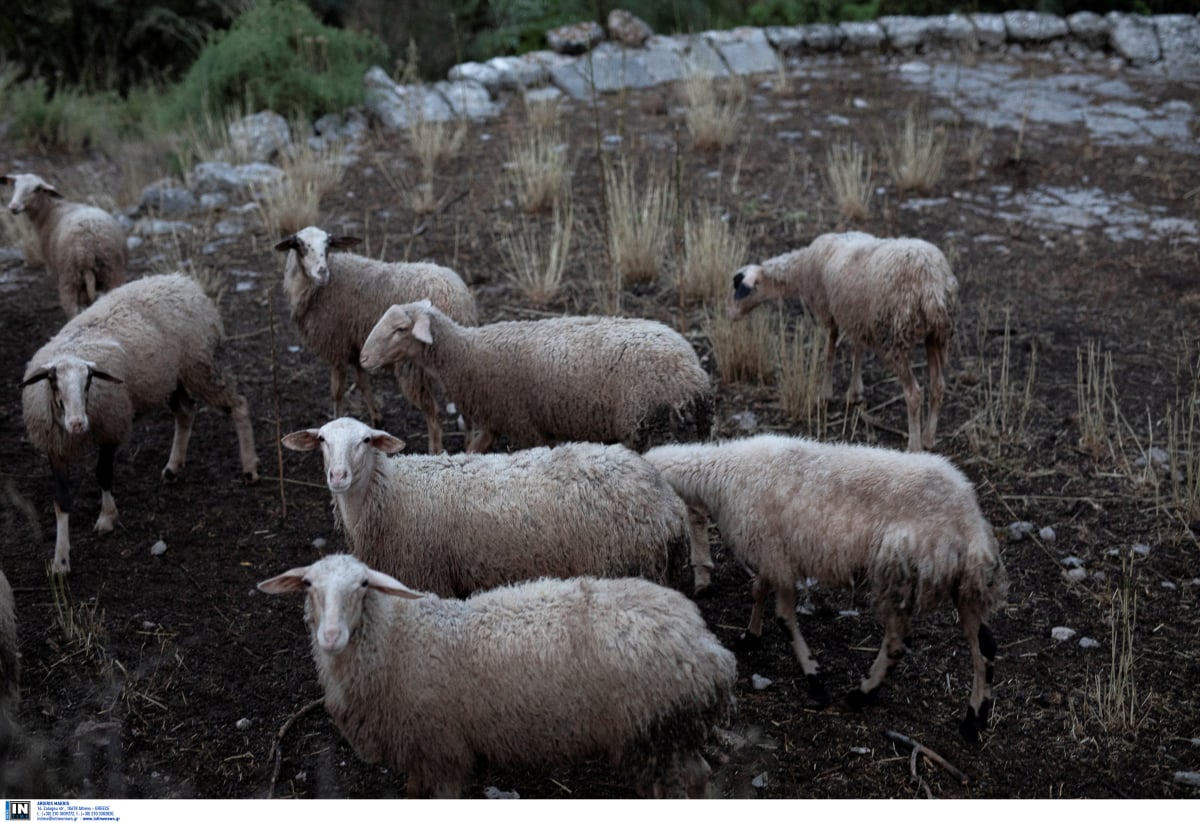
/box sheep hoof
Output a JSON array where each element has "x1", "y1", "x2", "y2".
[
  {"x1": 94, "y1": 517, "x2": 115, "y2": 535},
  {"x1": 959, "y1": 707, "x2": 986, "y2": 743},
  {"x1": 733, "y1": 632, "x2": 762, "y2": 652},
  {"x1": 162, "y1": 467, "x2": 178, "y2": 483},
  {"x1": 805, "y1": 675, "x2": 830, "y2": 707},
  {"x1": 843, "y1": 687, "x2": 878, "y2": 711},
  {"x1": 242, "y1": 471, "x2": 260, "y2": 486}
]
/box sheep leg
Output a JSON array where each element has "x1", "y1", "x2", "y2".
[
  {"x1": 846, "y1": 343, "x2": 866, "y2": 405},
  {"x1": 682, "y1": 753, "x2": 712, "y2": 799},
  {"x1": 923, "y1": 338, "x2": 946, "y2": 450},
  {"x1": 163, "y1": 383, "x2": 196, "y2": 480},
  {"x1": 50, "y1": 457, "x2": 72, "y2": 574},
  {"x1": 686, "y1": 503, "x2": 714, "y2": 596},
  {"x1": 330, "y1": 366, "x2": 347, "y2": 418},
  {"x1": 958, "y1": 609, "x2": 998, "y2": 743},
  {"x1": 773, "y1": 581, "x2": 829, "y2": 704},
  {"x1": 846, "y1": 611, "x2": 911, "y2": 710},
  {"x1": 821, "y1": 325, "x2": 838, "y2": 401},
  {"x1": 396, "y1": 366, "x2": 443, "y2": 454},
  {"x1": 56, "y1": 275, "x2": 80, "y2": 319},
  {"x1": 894, "y1": 358, "x2": 924, "y2": 452},
  {"x1": 466, "y1": 428, "x2": 494, "y2": 453},
  {"x1": 94, "y1": 443, "x2": 118, "y2": 534},
  {"x1": 182, "y1": 362, "x2": 260, "y2": 483},
  {"x1": 354, "y1": 364, "x2": 382, "y2": 428}
]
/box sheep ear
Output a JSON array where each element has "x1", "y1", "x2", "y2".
[
  {"x1": 281, "y1": 429, "x2": 322, "y2": 451},
  {"x1": 88, "y1": 366, "x2": 123, "y2": 384},
  {"x1": 411, "y1": 309, "x2": 434, "y2": 345},
  {"x1": 328, "y1": 236, "x2": 362, "y2": 251},
  {"x1": 369, "y1": 432, "x2": 405, "y2": 454},
  {"x1": 274, "y1": 235, "x2": 299, "y2": 252},
  {"x1": 20, "y1": 367, "x2": 54, "y2": 387},
  {"x1": 39, "y1": 183, "x2": 63, "y2": 199},
  {"x1": 257, "y1": 567, "x2": 311, "y2": 594},
  {"x1": 0, "y1": 175, "x2": 12, "y2": 186},
  {"x1": 365, "y1": 568, "x2": 423, "y2": 599}
]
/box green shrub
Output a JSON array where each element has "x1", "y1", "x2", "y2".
[{"x1": 163, "y1": 0, "x2": 386, "y2": 126}]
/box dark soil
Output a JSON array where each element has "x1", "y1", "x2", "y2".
[{"x1": 2, "y1": 52, "x2": 1199, "y2": 800}]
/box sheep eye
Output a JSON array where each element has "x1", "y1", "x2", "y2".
[
  {"x1": 362, "y1": 436, "x2": 371, "y2": 444},
  {"x1": 360, "y1": 579, "x2": 368, "y2": 588},
  {"x1": 317, "y1": 435, "x2": 325, "y2": 443},
  {"x1": 301, "y1": 579, "x2": 311, "y2": 588}
]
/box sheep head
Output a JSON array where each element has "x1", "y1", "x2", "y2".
[
  {"x1": 281, "y1": 417, "x2": 404, "y2": 495},
  {"x1": 360, "y1": 300, "x2": 435, "y2": 370},
  {"x1": 2, "y1": 172, "x2": 63, "y2": 215},
  {"x1": 274, "y1": 226, "x2": 362, "y2": 286},
  {"x1": 727, "y1": 264, "x2": 767, "y2": 320},
  {"x1": 258, "y1": 554, "x2": 422, "y2": 654},
  {"x1": 21, "y1": 355, "x2": 123, "y2": 436}
]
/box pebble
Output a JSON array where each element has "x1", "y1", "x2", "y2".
[
  {"x1": 1174, "y1": 771, "x2": 1200, "y2": 787},
  {"x1": 150, "y1": 540, "x2": 167, "y2": 556},
  {"x1": 1079, "y1": 637, "x2": 1100, "y2": 649},
  {"x1": 1051, "y1": 626, "x2": 1076, "y2": 641},
  {"x1": 236, "y1": 718, "x2": 252, "y2": 731},
  {"x1": 484, "y1": 787, "x2": 520, "y2": 799},
  {"x1": 751, "y1": 674, "x2": 773, "y2": 691},
  {"x1": 1008, "y1": 521, "x2": 1035, "y2": 540},
  {"x1": 1066, "y1": 568, "x2": 1087, "y2": 582},
  {"x1": 312, "y1": 537, "x2": 328, "y2": 550},
  {"x1": 1039, "y1": 526, "x2": 1056, "y2": 541},
  {"x1": 751, "y1": 772, "x2": 768, "y2": 789},
  {"x1": 1061, "y1": 555, "x2": 1084, "y2": 568}
]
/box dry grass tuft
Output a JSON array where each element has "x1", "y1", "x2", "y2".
[
  {"x1": 500, "y1": 199, "x2": 574, "y2": 306},
  {"x1": 0, "y1": 209, "x2": 43, "y2": 265},
  {"x1": 254, "y1": 135, "x2": 348, "y2": 236},
  {"x1": 604, "y1": 160, "x2": 676, "y2": 289},
  {"x1": 961, "y1": 309, "x2": 1038, "y2": 454},
  {"x1": 708, "y1": 308, "x2": 775, "y2": 385},
  {"x1": 776, "y1": 312, "x2": 829, "y2": 434},
  {"x1": 679, "y1": 71, "x2": 746, "y2": 152},
  {"x1": 887, "y1": 107, "x2": 947, "y2": 195},
  {"x1": 824, "y1": 139, "x2": 873, "y2": 222},
  {"x1": 507, "y1": 125, "x2": 570, "y2": 214},
  {"x1": 1084, "y1": 550, "x2": 1149, "y2": 735},
  {"x1": 681, "y1": 209, "x2": 748, "y2": 307},
  {"x1": 48, "y1": 568, "x2": 106, "y2": 659},
  {"x1": 1076, "y1": 340, "x2": 1120, "y2": 458}
]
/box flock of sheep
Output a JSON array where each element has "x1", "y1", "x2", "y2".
[{"x1": 0, "y1": 169, "x2": 1008, "y2": 798}]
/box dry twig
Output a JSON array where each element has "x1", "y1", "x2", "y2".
[
  {"x1": 884, "y1": 729, "x2": 970, "y2": 787},
  {"x1": 267, "y1": 697, "x2": 324, "y2": 798}
]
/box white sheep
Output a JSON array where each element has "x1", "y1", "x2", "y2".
[
  {"x1": 275, "y1": 226, "x2": 477, "y2": 454},
  {"x1": 729, "y1": 232, "x2": 957, "y2": 451},
  {"x1": 2, "y1": 172, "x2": 128, "y2": 318},
  {"x1": 644, "y1": 434, "x2": 1007, "y2": 741},
  {"x1": 21, "y1": 273, "x2": 260, "y2": 573},
  {"x1": 359, "y1": 300, "x2": 713, "y2": 453},
  {"x1": 281, "y1": 417, "x2": 701, "y2": 596},
  {"x1": 258, "y1": 553, "x2": 736, "y2": 797}
]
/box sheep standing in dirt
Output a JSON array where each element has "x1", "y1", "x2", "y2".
[
  {"x1": 359, "y1": 300, "x2": 712, "y2": 453},
  {"x1": 21, "y1": 274, "x2": 260, "y2": 573},
  {"x1": 728, "y1": 232, "x2": 957, "y2": 451},
  {"x1": 282, "y1": 417, "x2": 699, "y2": 596},
  {"x1": 645, "y1": 434, "x2": 1007, "y2": 741},
  {"x1": 258, "y1": 553, "x2": 736, "y2": 797},
  {"x1": 2, "y1": 172, "x2": 127, "y2": 318},
  {"x1": 275, "y1": 226, "x2": 477, "y2": 453}
]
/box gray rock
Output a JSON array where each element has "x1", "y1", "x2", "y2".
[
  {"x1": 683, "y1": 34, "x2": 730, "y2": 77},
  {"x1": 486, "y1": 54, "x2": 552, "y2": 90},
  {"x1": 970, "y1": 14, "x2": 1008, "y2": 48},
  {"x1": 1155, "y1": 15, "x2": 1200, "y2": 69},
  {"x1": 878, "y1": 16, "x2": 935, "y2": 51},
  {"x1": 547, "y1": 20, "x2": 604, "y2": 55},
  {"x1": 607, "y1": 9, "x2": 653, "y2": 47},
  {"x1": 364, "y1": 67, "x2": 455, "y2": 130},
  {"x1": 435, "y1": 80, "x2": 500, "y2": 119},
  {"x1": 137, "y1": 179, "x2": 197, "y2": 218},
  {"x1": 1067, "y1": 11, "x2": 1110, "y2": 50},
  {"x1": 838, "y1": 21, "x2": 884, "y2": 52},
  {"x1": 707, "y1": 27, "x2": 780, "y2": 76},
  {"x1": 927, "y1": 14, "x2": 976, "y2": 47},
  {"x1": 134, "y1": 218, "x2": 195, "y2": 237},
  {"x1": 798, "y1": 23, "x2": 846, "y2": 53},
  {"x1": 764, "y1": 26, "x2": 806, "y2": 54},
  {"x1": 448, "y1": 61, "x2": 503, "y2": 93},
  {"x1": 189, "y1": 161, "x2": 284, "y2": 195},
  {"x1": 1003, "y1": 11, "x2": 1069, "y2": 43},
  {"x1": 228, "y1": 111, "x2": 291, "y2": 163},
  {"x1": 523, "y1": 86, "x2": 564, "y2": 105},
  {"x1": 1109, "y1": 13, "x2": 1161, "y2": 64}
]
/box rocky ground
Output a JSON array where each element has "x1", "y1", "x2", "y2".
[{"x1": 1, "y1": 45, "x2": 1199, "y2": 799}]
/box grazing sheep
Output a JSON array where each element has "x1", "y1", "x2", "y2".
[
  {"x1": 729, "y1": 232, "x2": 957, "y2": 451},
  {"x1": 282, "y1": 417, "x2": 700, "y2": 597},
  {"x1": 0, "y1": 568, "x2": 17, "y2": 760},
  {"x1": 275, "y1": 226, "x2": 477, "y2": 454},
  {"x1": 644, "y1": 434, "x2": 1007, "y2": 741},
  {"x1": 258, "y1": 553, "x2": 736, "y2": 797},
  {"x1": 21, "y1": 273, "x2": 260, "y2": 573},
  {"x1": 2, "y1": 172, "x2": 127, "y2": 318},
  {"x1": 359, "y1": 300, "x2": 712, "y2": 453}
]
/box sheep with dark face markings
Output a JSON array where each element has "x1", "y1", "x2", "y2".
[
  {"x1": 2, "y1": 172, "x2": 127, "y2": 318},
  {"x1": 729, "y1": 232, "x2": 957, "y2": 452},
  {"x1": 258, "y1": 553, "x2": 737, "y2": 797},
  {"x1": 275, "y1": 226, "x2": 477, "y2": 453},
  {"x1": 21, "y1": 273, "x2": 259, "y2": 573},
  {"x1": 282, "y1": 417, "x2": 701, "y2": 596},
  {"x1": 644, "y1": 434, "x2": 1007, "y2": 741},
  {"x1": 358, "y1": 300, "x2": 712, "y2": 453}
]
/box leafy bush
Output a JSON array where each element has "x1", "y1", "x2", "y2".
[{"x1": 163, "y1": 0, "x2": 386, "y2": 126}]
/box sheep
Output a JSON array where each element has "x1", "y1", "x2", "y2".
[
  {"x1": 728, "y1": 232, "x2": 957, "y2": 452},
  {"x1": 21, "y1": 273, "x2": 260, "y2": 573},
  {"x1": 358, "y1": 300, "x2": 713, "y2": 454},
  {"x1": 258, "y1": 553, "x2": 736, "y2": 797},
  {"x1": 2, "y1": 172, "x2": 128, "y2": 318},
  {"x1": 643, "y1": 434, "x2": 1008, "y2": 741},
  {"x1": 275, "y1": 226, "x2": 477, "y2": 454},
  {"x1": 281, "y1": 416, "x2": 703, "y2": 597},
  {"x1": 0, "y1": 568, "x2": 17, "y2": 761}
]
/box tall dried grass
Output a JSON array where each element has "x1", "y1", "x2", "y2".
[
  {"x1": 679, "y1": 71, "x2": 745, "y2": 152},
  {"x1": 824, "y1": 139, "x2": 873, "y2": 222},
  {"x1": 681, "y1": 209, "x2": 747, "y2": 307},
  {"x1": 500, "y1": 199, "x2": 574, "y2": 306},
  {"x1": 604, "y1": 160, "x2": 676, "y2": 289},
  {"x1": 887, "y1": 107, "x2": 946, "y2": 195}
]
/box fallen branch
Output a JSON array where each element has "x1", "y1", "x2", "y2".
[
  {"x1": 267, "y1": 697, "x2": 324, "y2": 798},
  {"x1": 884, "y1": 729, "x2": 970, "y2": 787}
]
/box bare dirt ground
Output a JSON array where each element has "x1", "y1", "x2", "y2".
[{"x1": 1, "y1": 51, "x2": 1199, "y2": 799}]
